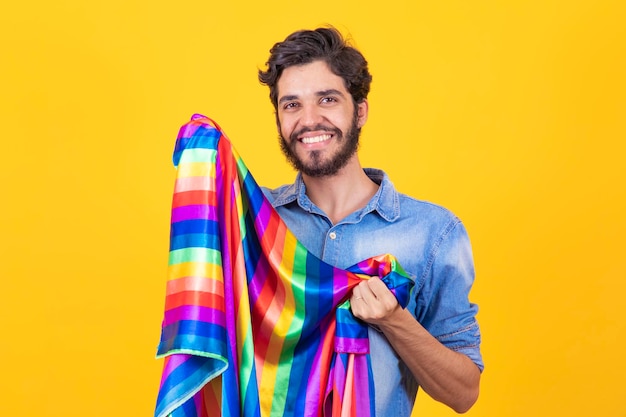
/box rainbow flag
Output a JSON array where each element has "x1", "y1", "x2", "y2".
[{"x1": 155, "y1": 114, "x2": 413, "y2": 417}]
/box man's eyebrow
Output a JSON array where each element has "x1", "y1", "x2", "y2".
[
  {"x1": 316, "y1": 89, "x2": 345, "y2": 97},
  {"x1": 278, "y1": 95, "x2": 299, "y2": 105},
  {"x1": 278, "y1": 89, "x2": 346, "y2": 105}
]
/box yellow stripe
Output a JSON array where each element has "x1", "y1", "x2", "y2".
[
  {"x1": 258, "y1": 236, "x2": 297, "y2": 415},
  {"x1": 176, "y1": 161, "x2": 215, "y2": 178},
  {"x1": 231, "y1": 247, "x2": 256, "y2": 413},
  {"x1": 167, "y1": 261, "x2": 223, "y2": 281}
]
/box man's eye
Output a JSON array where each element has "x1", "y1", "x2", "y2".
[
  {"x1": 321, "y1": 97, "x2": 337, "y2": 103},
  {"x1": 283, "y1": 102, "x2": 298, "y2": 109}
]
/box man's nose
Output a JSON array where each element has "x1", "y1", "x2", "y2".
[{"x1": 300, "y1": 104, "x2": 324, "y2": 127}]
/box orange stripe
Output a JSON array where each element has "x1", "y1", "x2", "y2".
[
  {"x1": 341, "y1": 354, "x2": 354, "y2": 417},
  {"x1": 175, "y1": 175, "x2": 215, "y2": 193},
  {"x1": 318, "y1": 320, "x2": 336, "y2": 406},
  {"x1": 166, "y1": 276, "x2": 224, "y2": 297},
  {"x1": 259, "y1": 210, "x2": 286, "y2": 256},
  {"x1": 252, "y1": 273, "x2": 284, "y2": 362}
]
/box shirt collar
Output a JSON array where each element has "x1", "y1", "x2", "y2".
[{"x1": 270, "y1": 168, "x2": 401, "y2": 222}]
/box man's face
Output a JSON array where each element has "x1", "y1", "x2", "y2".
[{"x1": 276, "y1": 60, "x2": 368, "y2": 177}]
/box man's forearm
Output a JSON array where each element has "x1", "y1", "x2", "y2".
[{"x1": 378, "y1": 307, "x2": 480, "y2": 413}]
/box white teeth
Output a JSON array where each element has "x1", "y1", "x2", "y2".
[{"x1": 301, "y1": 134, "x2": 331, "y2": 144}]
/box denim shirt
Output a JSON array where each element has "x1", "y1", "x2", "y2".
[{"x1": 262, "y1": 168, "x2": 483, "y2": 417}]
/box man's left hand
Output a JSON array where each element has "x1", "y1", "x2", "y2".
[{"x1": 349, "y1": 277, "x2": 401, "y2": 326}]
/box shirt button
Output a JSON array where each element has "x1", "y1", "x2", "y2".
[{"x1": 329, "y1": 232, "x2": 337, "y2": 240}]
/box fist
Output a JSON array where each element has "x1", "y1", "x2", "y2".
[{"x1": 349, "y1": 277, "x2": 400, "y2": 326}]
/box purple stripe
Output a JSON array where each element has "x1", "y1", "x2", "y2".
[
  {"x1": 334, "y1": 337, "x2": 369, "y2": 354},
  {"x1": 160, "y1": 354, "x2": 192, "y2": 384},
  {"x1": 163, "y1": 305, "x2": 225, "y2": 327},
  {"x1": 179, "y1": 121, "x2": 202, "y2": 138},
  {"x1": 353, "y1": 355, "x2": 372, "y2": 414},
  {"x1": 332, "y1": 271, "x2": 352, "y2": 306},
  {"x1": 247, "y1": 257, "x2": 271, "y2": 304},
  {"x1": 171, "y1": 205, "x2": 218, "y2": 222},
  {"x1": 254, "y1": 200, "x2": 273, "y2": 232}
]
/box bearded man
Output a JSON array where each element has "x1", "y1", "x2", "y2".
[{"x1": 258, "y1": 27, "x2": 483, "y2": 416}]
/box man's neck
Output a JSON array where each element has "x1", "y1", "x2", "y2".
[{"x1": 301, "y1": 158, "x2": 379, "y2": 225}]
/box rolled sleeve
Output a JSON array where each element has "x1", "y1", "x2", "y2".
[{"x1": 413, "y1": 219, "x2": 484, "y2": 372}]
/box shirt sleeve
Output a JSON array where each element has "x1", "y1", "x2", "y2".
[{"x1": 412, "y1": 219, "x2": 484, "y2": 372}]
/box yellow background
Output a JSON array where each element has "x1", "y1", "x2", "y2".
[{"x1": 1, "y1": 1, "x2": 625, "y2": 416}]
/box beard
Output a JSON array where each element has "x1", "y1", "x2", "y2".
[{"x1": 278, "y1": 110, "x2": 361, "y2": 177}]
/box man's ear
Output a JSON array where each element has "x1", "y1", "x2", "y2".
[{"x1": 357, "y1": 99, "x2": 369, "y2": 128}]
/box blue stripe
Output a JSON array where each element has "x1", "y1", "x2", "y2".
[
  {"x1": 171, "y1": 219, "x2": 219, "y2": 236},
  {"x1": 156, "y1": 356, "x2": 226, "y2": 417},
  {"x1": 158, "y1": 321, "x2": 228, "y2": 355},
  {"x1": 169, "y1": 233, "x2": 220, "y2": 252}
]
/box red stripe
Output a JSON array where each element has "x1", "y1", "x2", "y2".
[
  {"x1": 165, "y1": 290, "x2": 225, "y2": 310},
  {"x1": 202, "y1": 379, "x2": 223, "y2": 415},
  {"x1": 172, "y1": 190, "x2": 217, "y2": 208}
]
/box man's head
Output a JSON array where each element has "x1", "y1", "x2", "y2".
[
  {"x1": 259, "y1": 27, "x2": 372, "y2": 177},
  {"x1": 258, "y1": 27, "x2": 372, "y2": 109}
]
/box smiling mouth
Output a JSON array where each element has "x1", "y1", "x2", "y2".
[{"x1": 300, "y1": 133, "x2": 332, "y2": 144}]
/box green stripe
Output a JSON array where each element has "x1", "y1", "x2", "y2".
[
  {"x1": 271, "y1": 243, "x2": 309, "y2": 416},
  {"x1": 236, "y1": 154, "x2": 249, "y2": 177},
  {"x1": 238, "y1": 318, "x2": 256, "y2": 403},
  {"x1": 178, "y1": 148, "x2": 217, "y2": 164},
  {"x1": 168, "y1": 247, "x2": 222, "y2": 265}
]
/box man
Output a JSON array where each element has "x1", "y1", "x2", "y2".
[{"x1": 258, "y1": 27, "x2": 483, "y2": 416}]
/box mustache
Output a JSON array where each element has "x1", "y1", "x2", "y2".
[{"x1": 290, "y1": 124, "x2": 342, "y2": 142}]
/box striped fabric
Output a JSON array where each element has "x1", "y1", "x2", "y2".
[{"x1": 155, "y1": 114, "x2": 413, "y2": 417}]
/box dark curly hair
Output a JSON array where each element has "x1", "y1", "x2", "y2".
[{"x1": 258, "y1": 27, "x2": 372, "y2": 109}]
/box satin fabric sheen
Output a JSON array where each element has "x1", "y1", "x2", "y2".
[{"x1": 155, "y1": 115, "x2": 414, "y2": 417}]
